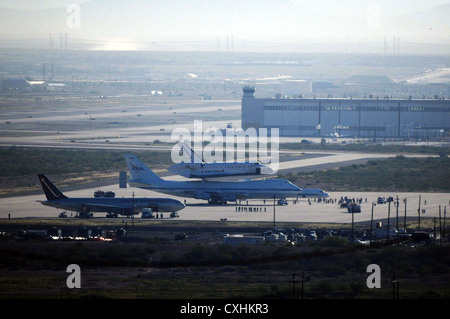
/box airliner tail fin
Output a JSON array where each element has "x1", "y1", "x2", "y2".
[
  {"x1": 37, "y1": 174, "x2": 68, "y2": 201},
  {"x1": 124, "y1": 154, "x2": 163, "y2": 182}
]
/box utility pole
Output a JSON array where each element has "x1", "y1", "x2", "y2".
[
  {"x1": 289, "y1": 272, "x2": 307, "y2": 299},
  {"x1": 392, "y1": 273, "x2": 400, "y2": 299},
  {"x1": 291, "y1": 273, "x2": 297, "y2": 299},
  {"x1": 439, "y1": 206, "x2": 442, "y2": 245}
]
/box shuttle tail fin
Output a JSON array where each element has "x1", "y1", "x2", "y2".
[
  {"x1": 37, "y1": 174, "x2": 68, "y2": 201},
  {"x1": 124, "y1": 154, "x2": 163, "y2": 182},
  {"x1": 180, "y1": 142, "x2": 203, "y2": 164}
]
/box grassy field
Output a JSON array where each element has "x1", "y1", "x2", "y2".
[
  {"x1": 0, "y1": 146, "x2": 449, "y2": 196},
  {"x1": 0, "y1": 147, "x2": 172, "y2": 195},
  {"x1": 280, "y1": 156, "x2": 450, "y2": 192},
  {"x1": 2, "y1": 146, "x2": 171, "y2": 176}
]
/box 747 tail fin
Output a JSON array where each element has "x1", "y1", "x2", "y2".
[
  {"x1": 124, "y1": 154, "x2": 163, "y2": 182},
  {"x1": 37, "y1": 174, "x2": 68, "y2": 201}
]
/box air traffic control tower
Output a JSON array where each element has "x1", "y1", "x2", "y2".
[
  {"x1": 243, "y1": 85, "x2": 256, "y2": 98},
  {"x1": 241, "y1": 87, "x2": 450, "y2": 139}
]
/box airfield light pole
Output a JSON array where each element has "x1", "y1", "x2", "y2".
[
  {"x1": 418, "y1": 195, "x2": 421, "y2": 231},
  {"x1": 125, "y1": 220, "x2": 128, "y2": 244},
  {"x1": 444, "y1": 207, "x2": 447, "y2": 241},
  {"x1": 387, "y1": 199, "x2": 391, "y2": 242},
  {"x1": 396, "y1": 196, "x2": 399, "y2": 231},
  {"x1": 351, "y1": 204, "x2": 354, "y2": 243},
  {"x1": 433, "y1": 217, "x2": 437, "y2": 245},
  {"x1": 370, "y1": 202, "x2": 376, "y2": 246},
  {"x1": 403, "y1": 198, "x2": 407, "y2": 230},
  {"x1": 132, "y1": 192, "x2": 135, "y2": 229},
  {"x1": 273, "y1": 195, "x2": 276, "y2": 228},
  {"x1": 396, "y1": 195, "x2": 399, "y2": 243}
]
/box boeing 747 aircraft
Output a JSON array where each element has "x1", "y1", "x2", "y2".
[
  {"x1": 168, "y1": 142, "x2": 274, "y2": 179},
  {"x1": 124, "y1": 154, "x2": 302, "y2": 204},
  {"x1": 38, "y1": 174, "x2": 185, "y2": 218},
  {"x1": 299, "y1": 188, "x2": 329, "y2": 198}
]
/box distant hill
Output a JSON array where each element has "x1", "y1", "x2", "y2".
[{"x1": 345, "y1": 75, "x2": 394, "y2": 85}]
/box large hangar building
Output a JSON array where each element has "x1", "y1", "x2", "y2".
[{"x1": 241, "y1": 87, "x2": 450, "y2": 139}]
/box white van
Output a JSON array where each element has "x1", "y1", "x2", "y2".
[{"x1": 141, "y1": 208, "x2": 154, "y2": 218}]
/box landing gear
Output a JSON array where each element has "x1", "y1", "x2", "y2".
[
  {"x1": 76, "y1": 211, "x2": 93, "y2": 218},
  {"x1": 76, "y1": 206, "x2": 93, "y2": 218}
]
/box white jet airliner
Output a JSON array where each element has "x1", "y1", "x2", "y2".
[
  {"x1": 298, "y1": 188, "x2": 330, "y2": 198},
  {"x1": 125, "y1": 154, "x2": 302, "y2": 204},
  {"x1": 38, "y1": 174, "x2": 185, "y2": 218}
]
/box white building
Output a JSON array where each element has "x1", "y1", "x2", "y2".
[{"x1": 241, "y1": 87, "x2": 450, "y2": 139}]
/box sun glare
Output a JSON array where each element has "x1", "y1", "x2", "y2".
[{"x1": 95, "y1": 40, "x2": 139, "y2": 51}]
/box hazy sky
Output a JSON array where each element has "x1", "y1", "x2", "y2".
[{"x1": 0, "y1": 0, "x2": 448, "y2": 51}]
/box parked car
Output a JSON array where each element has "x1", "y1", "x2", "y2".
[
  {"x1": 141, "y1": 208, "x2": 154, "y2": 218},
  {"x1": 347, "y1": 203, "x2": 361, "y2": 213}
]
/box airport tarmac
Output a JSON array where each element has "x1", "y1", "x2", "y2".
[
  {"x1": 1, "y1": 178, "x2": 448, "y2": 225},
  {"x1": 0, "y1": 97, "x2": 448, "y2": 225},
  {"x1": 3, "y1": 97, "x2": 443, "y2": 151},
  {"x1": 0, "y1": 142, "x2": 447, "y2": 225},
  {"x1": 0, "y1": 99, "x2": 241, "y2": 148}
]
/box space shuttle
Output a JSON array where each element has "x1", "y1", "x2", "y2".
[{"x1": 167, "y1": 142, "x2": 274, "y2": 179}]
